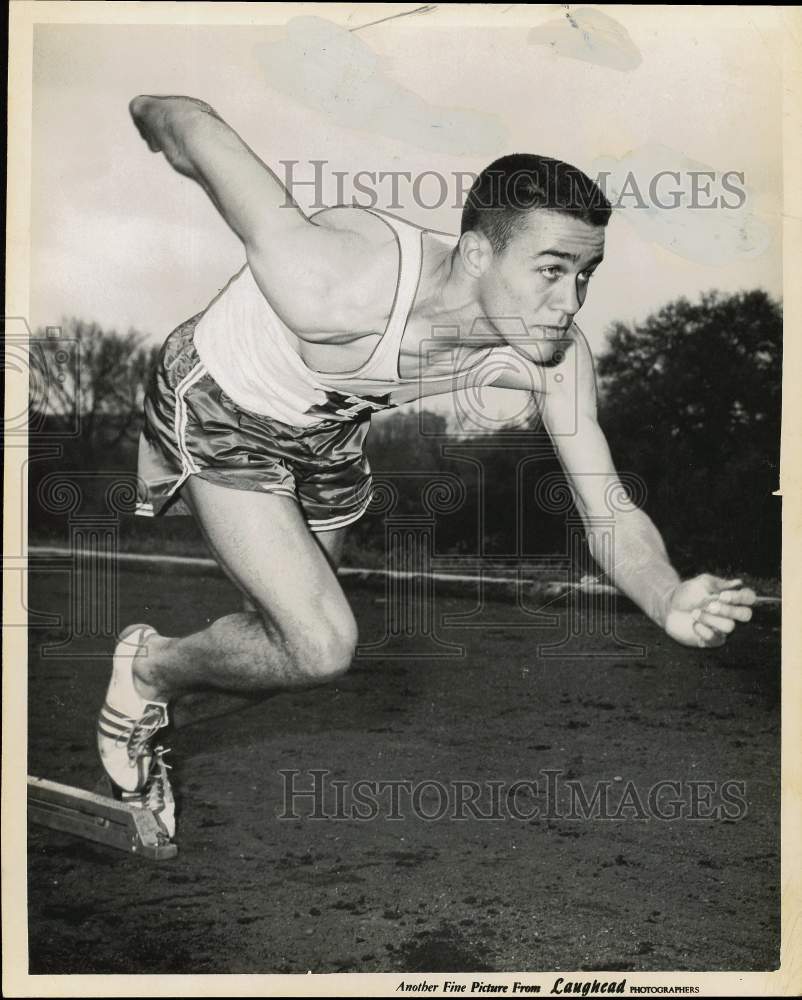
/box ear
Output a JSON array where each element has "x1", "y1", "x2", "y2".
[{"x1": 458, "y1": 230, "x2": 493, "y2": 279}]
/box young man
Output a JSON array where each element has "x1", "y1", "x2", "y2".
[{"x1": 98, "y1": 96, "x2": 756, "y2": 832}]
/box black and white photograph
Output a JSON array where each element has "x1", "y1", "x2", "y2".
[{"x1": 4, "y1": 2, "x2": 800, "y2": 995}]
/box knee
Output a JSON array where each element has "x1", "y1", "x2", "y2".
[
  {"x1": 280, "y1": 609, "x2": 358, "y2": 684},
  {"x1": 299, "y1": 612, "x2": 358, "y2": 682}
]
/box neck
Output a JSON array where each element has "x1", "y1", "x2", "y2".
[{"x1": 416, "y1": 241, "x2": 504, "y2": 350}]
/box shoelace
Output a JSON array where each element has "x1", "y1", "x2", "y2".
[
  {"x1": 122, "y1": 746, "x2": 173, "y2": 812},
  {"x1": 148, "y1": 747, "x2": 173, "y2": 812},
  {"x1": 123, "y1": 704, "x2": 168, "y2": 761}
]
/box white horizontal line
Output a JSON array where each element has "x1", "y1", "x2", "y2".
[{"x1": 24, "y1": 547, "x2": 781, "y2": 603}]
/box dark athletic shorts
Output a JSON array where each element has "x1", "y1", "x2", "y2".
[{"x1": 135, "y1": 314, "x2": 374, "y2": 532}]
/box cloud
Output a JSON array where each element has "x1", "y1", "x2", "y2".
[
  {"x1": 528, "y1": 7, "x2": 642, "y2": 72},
  {"x1": 256, "y1": 16, "x2": 506, "y2": 155}
]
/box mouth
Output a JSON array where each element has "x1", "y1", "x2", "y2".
[{"x1": 528, "y1": 323, "x2": 571, "y2": 333}]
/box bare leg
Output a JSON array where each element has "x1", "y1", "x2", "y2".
[
  {"x1": 134, "y1": 476, "x2": 357, "y2": 704},
  {"x1": 171, "y1": 514, "x2": 348, "y2": 728}
]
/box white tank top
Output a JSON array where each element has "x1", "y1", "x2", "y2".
[{"x1": 192, "y1": 208, "x2": 494, "y2": 427}]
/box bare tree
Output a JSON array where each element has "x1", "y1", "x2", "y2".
[{"x1": 30, "y1": 318, "x2": 160, "y2": 463}]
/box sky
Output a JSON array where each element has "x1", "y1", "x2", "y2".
[{"x1": 29, "y1": 5, "x2": 783, "y2": 424}]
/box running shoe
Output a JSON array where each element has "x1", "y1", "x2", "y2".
[{"x1": 97, "y1": 624, "x2": 169, "y2": 792}]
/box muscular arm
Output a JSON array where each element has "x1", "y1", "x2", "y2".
[
  {"x1": 128, "y1": 95, "x2": 371, "y2": 331},
  {"x1": 491, "y1": 327, "x2": 755, "y2": 645},
  {"x1": 535, "y1": 330, "x2": 680, "y2": 628}
]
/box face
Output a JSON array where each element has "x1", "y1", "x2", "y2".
[{"x1": 473, "y1": 209, "x2": 605, "y2": 362}]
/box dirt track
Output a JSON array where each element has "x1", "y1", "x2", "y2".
[{"x1": 27, "y1": 566, "x2": 780, "y2": 974}]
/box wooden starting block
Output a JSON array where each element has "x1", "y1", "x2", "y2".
[{"x1": 27, "y1": 775, "x2": 177, "y2": 860}]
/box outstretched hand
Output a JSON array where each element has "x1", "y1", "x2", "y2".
[
  {"x1": 664, "y1": 574, "x2": 755, "y2": 648},
  {"x1": 129, "y1": 96, "x2": 165, "y2": 152},
  {"x1": 128, "y1": 96, "x2": 220, "y2": 177}
]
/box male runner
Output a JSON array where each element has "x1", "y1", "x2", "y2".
[{"x1": 98, "y1": 95, "x2": 756, "y2": 833}]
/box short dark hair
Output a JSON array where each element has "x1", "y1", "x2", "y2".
[{"x1": 460, "y1": 153, "x2": 611, "y2": 253}]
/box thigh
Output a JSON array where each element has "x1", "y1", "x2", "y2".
[
  {"x1": 239, "y1": 526, "x2": 347, "y2": 612},
  {"x1": 182, "y1": 476, "x2": 352, "y2": 634},
  {"x1": 315, "y1": 525, "x2": 348, "y2": 569}
]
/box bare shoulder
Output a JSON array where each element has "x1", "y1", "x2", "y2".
[
  {"x1": 248, "y1": 206, "x2": 398, "y2": 334},
  {"x1": 311, "y1": 207, "x2": 400, "y2": 320},
  {"x1": 538, "y1": 325, "x2": 597, "y2": 408},
  {"x1": 310, "y1": 205, "x2": 394, "y2": 241}
]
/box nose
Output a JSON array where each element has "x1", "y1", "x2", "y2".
[{"x1": 552, "y1": 277, "x2": 582, "y2": 317}]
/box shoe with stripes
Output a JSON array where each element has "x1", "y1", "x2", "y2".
[{"x1": 97, "y1": 624, "x2": 169, "y2": 793}]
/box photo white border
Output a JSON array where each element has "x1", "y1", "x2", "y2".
[{"x1": 4, "y1": 3, "x2": 800, "y2": 995}]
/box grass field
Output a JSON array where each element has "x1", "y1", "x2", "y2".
[{"x1": 27, "y1": 565, "x2": 780, "y2": 974}]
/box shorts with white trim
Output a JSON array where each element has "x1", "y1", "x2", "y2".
[{"x1": 135, "y1": 313, "x2": 374, "y2": 532}]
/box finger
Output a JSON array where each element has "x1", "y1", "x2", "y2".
[
  {"x1": 698, "y1": 610, "x2": 735, "y2": 633},
  {"x1": 694, "y1": 621, "x2": 727, "y2": 648},
  {"x1": 711, "y1": 576, "x2": 743, "y2": 591},
  {"x1": 717, "y1": 588, "x2": 757, "y2": 607},
  {"x1": 705, "y1": 602, "x2": 753, "y2": 623},
  {"x1": 693, "y1": 619, "x2": 716, "y2": 642},
  {"x1": 135, "y1": 125, "x2": 159, "y2": 152}
]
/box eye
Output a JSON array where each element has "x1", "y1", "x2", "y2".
[
  {"x1": 578, "y1": 268, "x2": 597, "y2": 284},
  {"x1": 538, "y1": 266, "x2": 563, "y2": 280}
]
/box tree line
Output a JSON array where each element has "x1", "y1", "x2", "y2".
[{"x1": 28, "y1": 289, "x2": 781, "y2": 578}]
